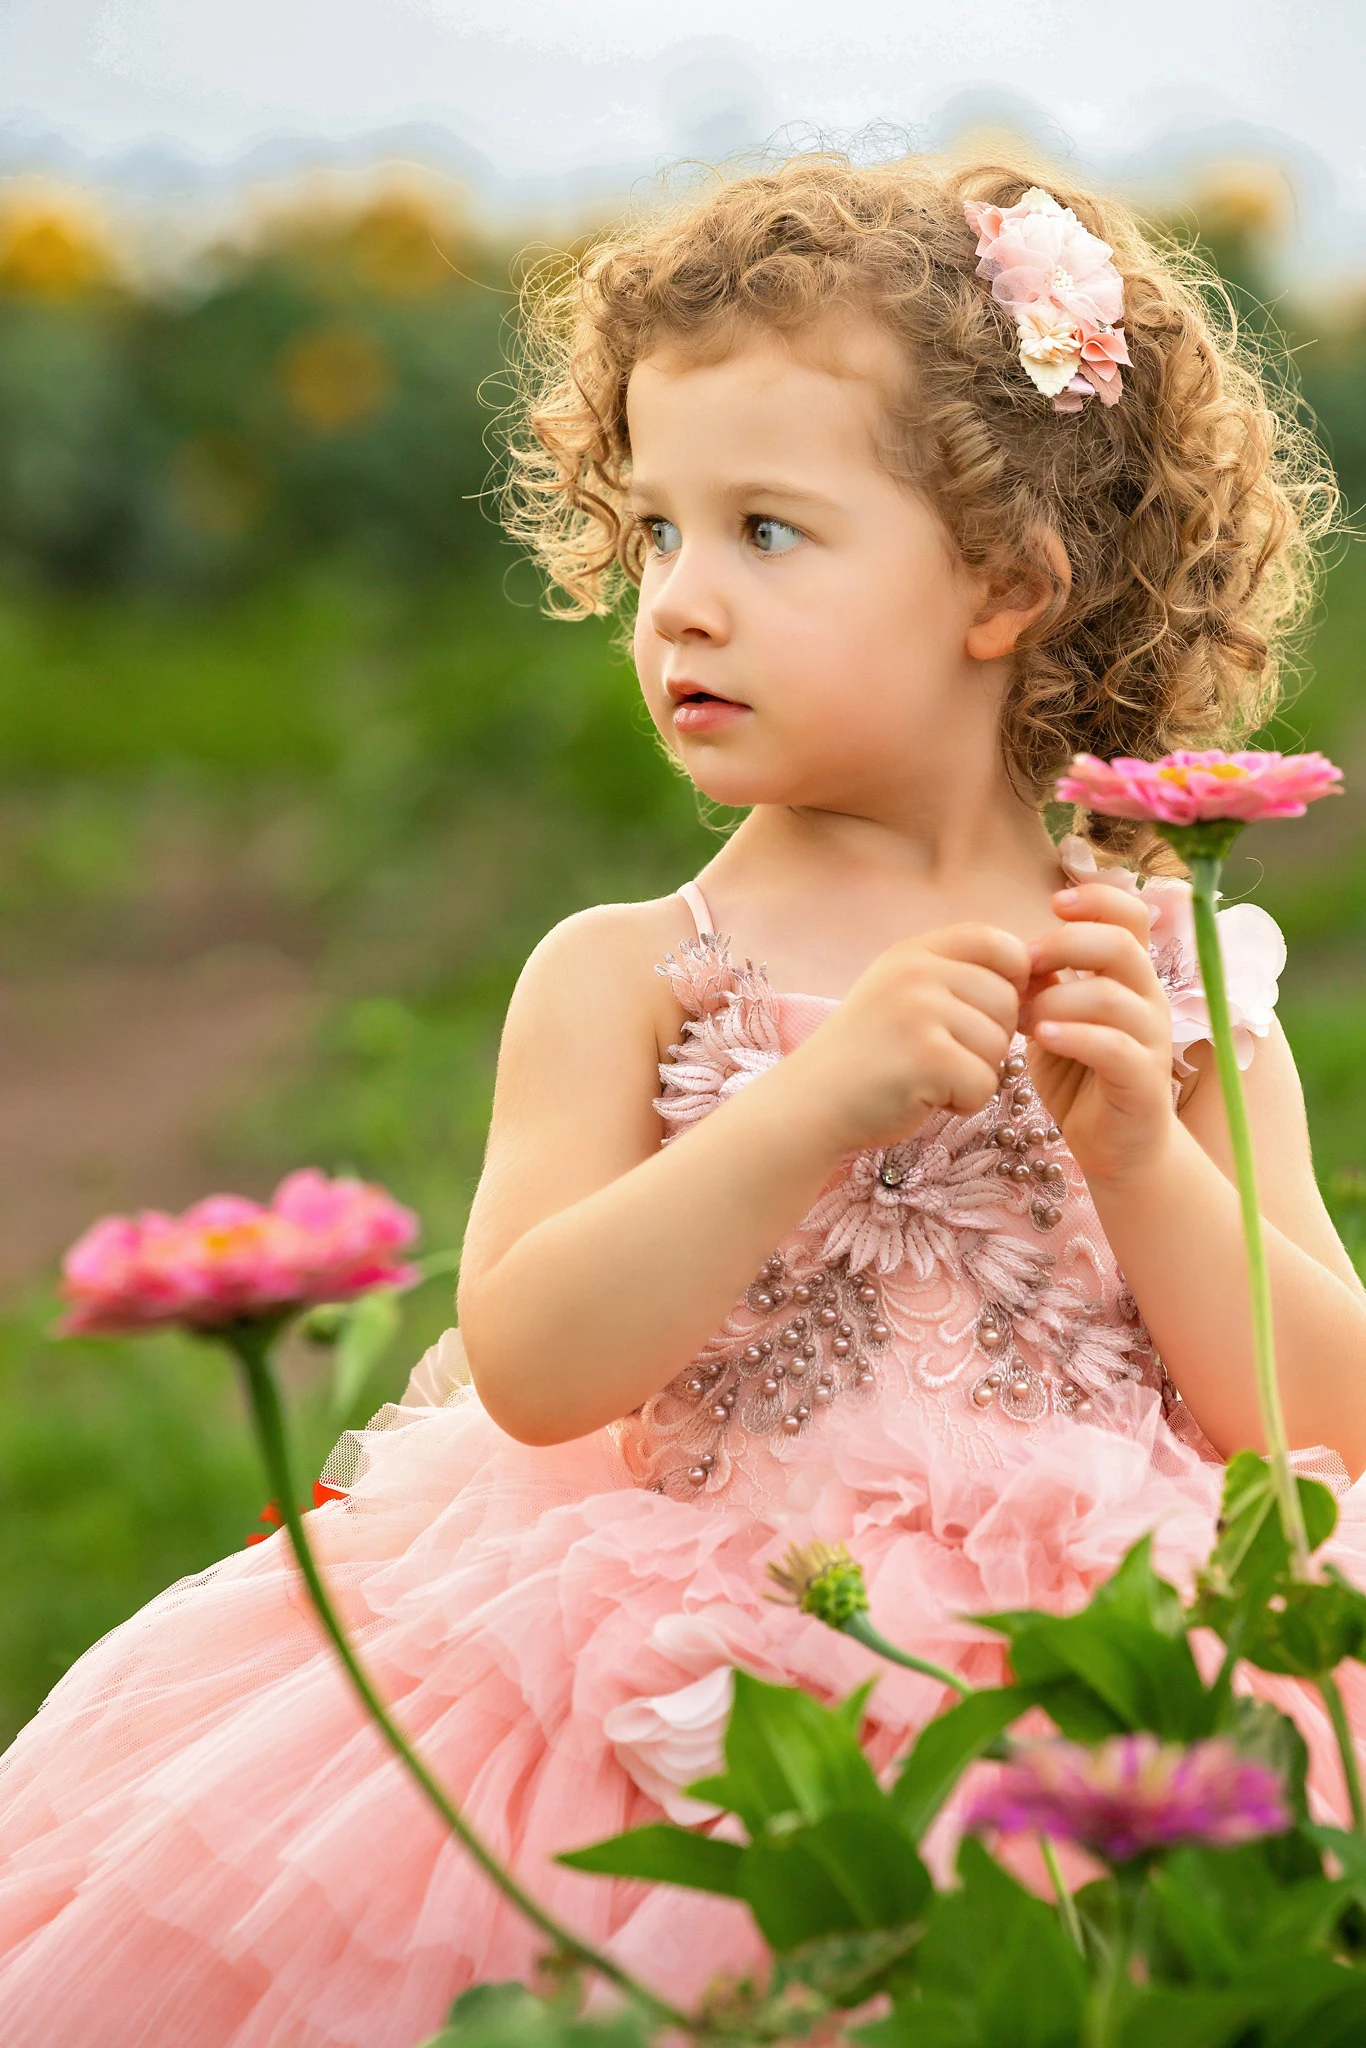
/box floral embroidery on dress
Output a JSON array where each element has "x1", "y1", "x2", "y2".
[
  {"x1": 620, "y1": 1246, "x2": 897, "y2": 1502},
  {"x1": 619, "y1": 868, "x2": 1282, "y2": 1499},
  {"x1": 652, "y1": 935, "x2": 784, "y2": 1136}
]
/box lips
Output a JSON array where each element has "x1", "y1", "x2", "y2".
[
  {"x1": 665, "y1": 680, "x2": 745, "y2": 709},
  {"x1": 669, "y1": 688, "x2": 750, "y2": 735}
]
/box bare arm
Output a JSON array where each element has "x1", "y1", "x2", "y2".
[
  {"x1": 458, "y1": 903, "x2": 1028, "y2": 1445},
  {"x1": 1088, "y1": 1018, "x2": 1366, "y2": 1471},
  {"x1": 456, "y1": 907, "x2": 847, "y2": 1444}
]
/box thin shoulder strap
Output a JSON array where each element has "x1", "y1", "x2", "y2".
[{"x1": 676, "y1": 878, "x2": 715, "y2": 940}]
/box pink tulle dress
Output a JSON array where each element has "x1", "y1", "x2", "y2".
[{"x1": 2, "y1": 840, "x2": 1364, "y2": 2048}]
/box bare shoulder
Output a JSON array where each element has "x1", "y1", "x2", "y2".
[
  {"x1": 460, "y1": 891, "x2": 701, "y2": 1289},
  {"x1": 1179, "y1": 1016, "x2": 1364, "y2": 1293},
  {"x1": 507, "y1": 892, "x2": 700, "y2": 1059}
]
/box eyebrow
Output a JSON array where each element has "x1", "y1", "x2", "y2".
[{"x1": 626, "y1": 477, "x2": 841, "y2": 510}]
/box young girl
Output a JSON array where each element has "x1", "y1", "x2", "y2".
[{"x1": 3, "y1": 150, "x2": 1366, "y2": 2048}]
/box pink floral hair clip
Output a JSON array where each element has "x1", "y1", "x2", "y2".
[{"x1": 962, "y1": 185, "x2": 1131, "y2": 414}]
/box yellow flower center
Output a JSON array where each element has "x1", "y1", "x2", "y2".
[{"x1": 1156, "y1": 761, "x2": 1249, "y2": 790}]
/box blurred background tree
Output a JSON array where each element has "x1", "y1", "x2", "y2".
[{"x1": 0, "y1": 157, "x2": 1362, "y2": 1743}]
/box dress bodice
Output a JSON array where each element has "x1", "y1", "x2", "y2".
[{"x1": 606, "y1": 841, "x2": 1288, "y2": 1510}]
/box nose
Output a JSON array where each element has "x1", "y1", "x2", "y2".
[{"x1": 642, "y1": 539, "x2": 732, "y2": 648}]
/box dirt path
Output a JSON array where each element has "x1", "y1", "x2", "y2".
[{"x1": 0, "y1": 943, "x2": 321, "y2": 1295}]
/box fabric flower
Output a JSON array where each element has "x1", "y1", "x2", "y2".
[
  {"x1": 963, "y1": 185, "x2": 1129, "y2": 414},
  {"x1": 1014, "y1": 303, "x2": 1083, "y2": 397},
  {"x1": 1054, "y1": 834, "x2": 1285, "y2": 1078},
  {"x1": 654, "y1": 934, "x2": 784, "y2": 1136},
  {"x1": 602, "y1": 1665, "x2": 735, "y2": 1825},
  {"x1": 1143, "y1": 875, "x2": 1286, "y2": 1076},
  {"x1": 60, "y1": 1170, "x2": 419, "y2": 1334},
  {"x1": 965, "y1": 1733, "x2": 1289, "y2": 1863}
]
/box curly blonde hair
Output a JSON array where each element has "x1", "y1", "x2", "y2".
[{"x1": 501, "y1": 146, "x2": 1339, "y2": 862}]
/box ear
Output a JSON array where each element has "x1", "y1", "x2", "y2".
[{"x1": 964, "y1": 526, "x2": 1071, "y2": 662}]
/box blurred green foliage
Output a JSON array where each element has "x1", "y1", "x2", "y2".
[{"x1": 0, "y1": 171, "x2": 1363, "y2": 1745}]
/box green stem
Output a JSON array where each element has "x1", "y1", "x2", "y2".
[
  {"x1": 1187, "y1": 855, "x2": 1311, "y2": 1579},
  {"x1": 1039, "y1": 1833, "x2": 1085, "y2": 1954},
  {"x1": 1084, "y1": 1863, "x2": 1141, "y2": 2048},
  {"x1": 224, "y1": 1323, "x2": 691, "y2": 2035},
  {"x1": 842, "y1": 1611, "x2": 975, "y2": 1699},
  {"x1": 1318, "y1": 1671, "x2": 1366, "y2": 1836},
  {"x1": 1207, "y1": 1614, "x2": 1247, "y2": 1723}
]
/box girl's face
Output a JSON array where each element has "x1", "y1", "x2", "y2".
[{"x1": 626, "y1": 316, "x2": 1005, "y2": 819}]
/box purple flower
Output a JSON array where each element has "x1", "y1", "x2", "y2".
[{"x1": 965, "y1": 1733, "x2": 1289, "y2": 1864}]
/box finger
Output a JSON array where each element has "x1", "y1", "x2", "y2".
[
  {"x1": 939, "y1": 960, "x2": 1023, "y2": 1036},
  {"x1": 1031, "y1": 1017, "x2": 1164, "y2": 1095},
  {"x1": 1028, "y1": 975, "x2": 1169, "y2": 1052},
  {"x1": 919, "y1": 923, "x2": 1032, "y2": 994},
  {"x1": 942, "y1": 1046, "x2": 1007, "y2": 1118},
  {"x1": 942, "y1": 996, "x2": 1015, "y2": 1073},
  {"x1": 1048, "y1": 881, "x2": 1152, "y2": 944},
  {"x1": 1028, "y1": 921, "x2": 1160, "y2": 999}
]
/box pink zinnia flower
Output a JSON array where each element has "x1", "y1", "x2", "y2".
[
  {"x1": 60, "y1": 1169, "x2": 419, "y2": 1334},
  {"x1": 1056, "y1": 749, "x2": 1343, "y2": 826},
  {"x1": 965, "y1": 1733, "x2": 1289, "y2": 1864}
]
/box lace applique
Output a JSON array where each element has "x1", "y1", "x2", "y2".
[
  {"x1": 805, "y1": 1049, "x2": 1069, "y2": 1272},
  {"x1": 956, "y1": 1238, "x2": 1155, "y2": 1422},
  {"x1": 625, "y1": 917, "x2": 1193, "y2": 1497},
  {"x1": 622, "y1": 1246, "x2": 894, "y2": 1501},
  {"x1": 653, "y1": 933, "x2": 784, "y2": 1137}
]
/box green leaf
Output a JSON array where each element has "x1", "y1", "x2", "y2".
[
  {"x1": 980, "y1": 1538, "x2": 1213, "y2": 1739},
  {"x1": 767, "y1": 1924, "x2": 922, "y2": 2010},
  {"x1": 850, "y1": 1992, "x2": 972, "y2": 2048},
  {"x1": 431, "y1": 1981, "x2": 654, "y2": 2047},
  {"x1": 1090, "y1": 1534, "x2": 1190, "y2": 1637},
  {"x1": 850, "y1": 1992, "x2": 973, "y2": 2048},
  {"x1": 1306, "y1": 1822, "x2": 1366, "y2": 1885},
  {"x1": 328, "y1": 1286, "x2": 402, "y2": 1422},
  {"x1": 1117, "y1": 1982, "x2": 1288, "y2": 2048},
  {"x1": 1144, "y1": 1836, "x2": 1353, "y2": 1998},
  {"x1": 889, "y1": 1686, "x2": 1025, "y2": 1837},
  {"x1": 1116, "y1": 1966, "x2": 1366, "y2": 2048},
  {"x1": 1199, "y1": 1453, "x2": 1338, "y2": 1610},
  {"x1": 443, "y1": 1985, "x2": 533, "y2": 2026},
  {"x1": 987, "y1": 1611, "x2": 1210, "y2": 1739},
  {"x1": 1244, "y1": 1575, "x2": 1366, "y2": 1678},
  {"x1": 683, "y1": 1671, "x2": 884, "y2": 1835},
  {"x1": 555, "y1": 1822, "x2": 745, "y2": 1898},
  {"x1": 1224, "y1": 1697, "x2": 1311, "y2": 1826},
  {"x1": 909, "y1": 1839, "x2": 1085, "y2": 2048},
  {"x1": 739, "y1": 1806, "x2": 930, "y2": 1952}
]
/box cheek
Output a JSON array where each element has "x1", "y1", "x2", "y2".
[{"x1": 631, "y1": 603, "x2": 662, "y2": 689}]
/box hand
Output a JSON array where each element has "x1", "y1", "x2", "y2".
[
  {"x1": 1022, "y1": 881, "x2": 1177, "y2": 1187},
  {"x1": 786, "y1": 924, "x2": 1031, "y2": 1154}
]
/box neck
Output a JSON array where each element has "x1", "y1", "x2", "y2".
[{"x1": 731, "y1": 762, "x2": 1061, "y2": 897}]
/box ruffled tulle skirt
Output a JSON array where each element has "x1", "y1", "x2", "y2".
[{"x1": 2, "y1": 1352, "x2": 1365, "y2": 2048}]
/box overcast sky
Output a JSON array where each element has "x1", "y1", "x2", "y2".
[{"x1": 1, "y1": 0, "x2": 1361, "y2": 283}]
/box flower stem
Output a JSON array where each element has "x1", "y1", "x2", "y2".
[
  {"x1": 224, "y1": 1322, "x2": 691, "y2": 2034},
  {"x1": 1186, "y1": 855, "x2": 1310, "y2": 1579},
  {"x1": 1039, "y1": 1834, "x2": 1085, "y2": 1954},
  {"x1": 841, "y1": 1611, "x2": 975, "y2": 1698},
  {"x1": 1317, "y1": 1671, "x2": 1366, "y2": 1835}
]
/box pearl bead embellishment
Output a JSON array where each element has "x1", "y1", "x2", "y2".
[{"x1": 635, "y1": 925, "x2": 1166, "y2": 1501}]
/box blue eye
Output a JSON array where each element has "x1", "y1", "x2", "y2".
[
  {"x1": 750, "y1": 516, "x2": 802, "y2": 555},
  {"x1": 643, "y1": 517, "x2": 681, "y2": 557}
]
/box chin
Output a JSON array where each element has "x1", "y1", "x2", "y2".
[{"x1": 682, "y1": 756, "x2": 816, "y2": 810}]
